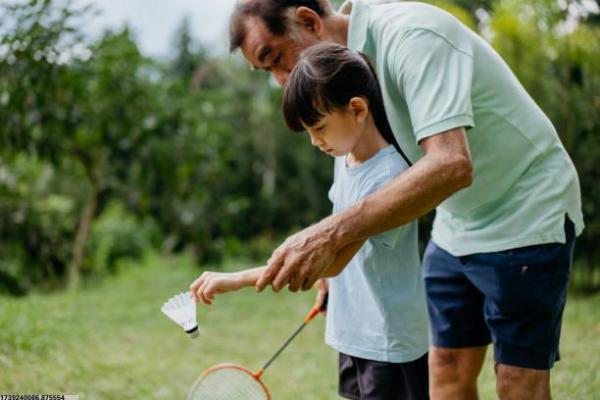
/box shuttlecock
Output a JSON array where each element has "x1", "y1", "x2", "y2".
[{"x1": 161, "y1": 291, "x2": 199, "y2": 338}]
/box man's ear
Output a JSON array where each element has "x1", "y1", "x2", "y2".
[
  {"x1": 295, "y1": 6, "x2": 324, "y2": 36},
  {"x1": 349, "y1": 97, "x2": 369, "y2": 124}
]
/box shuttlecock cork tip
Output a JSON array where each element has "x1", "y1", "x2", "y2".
[{"x1": 186, "y1": 325, "x2": 199, "y2": 338}]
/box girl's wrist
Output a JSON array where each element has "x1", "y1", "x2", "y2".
[{"x1": 237, "y1": 267, "x2": 264, "y2": 288}]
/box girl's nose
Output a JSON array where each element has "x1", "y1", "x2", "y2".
[{"x1": 309, "y1": 131, "x2": 323, "y2": 147}]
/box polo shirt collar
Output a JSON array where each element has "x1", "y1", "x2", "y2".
[{"x1": 342, "y1": 0, "x2": 370, "y2": 52}]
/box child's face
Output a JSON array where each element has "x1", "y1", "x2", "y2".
[{"x1": 304, "y1": 103, "x2": 367, "y2": 157}]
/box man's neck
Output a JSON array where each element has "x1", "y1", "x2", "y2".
[{"x1": 323, "y1": 13, "x2": 350, "y2": 46}]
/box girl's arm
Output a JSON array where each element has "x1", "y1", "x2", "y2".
[
  {"x1": 191, "y1": 266, "x2": 266, "y2": 305},
  {"x1": 191, "y1": 240, "x2": 365, "y2": 305}
]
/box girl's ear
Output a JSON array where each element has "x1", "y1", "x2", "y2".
[{"x1": 348, "y1": 97, "x2": 369, "y2": 124}]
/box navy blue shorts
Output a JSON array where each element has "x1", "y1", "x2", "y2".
[
  {"x1": 423, "y1": 218, "x2": 575, "y2": 370},
  {"x1": 338, "y1": 352, "x2": 429, "y2": 400}
]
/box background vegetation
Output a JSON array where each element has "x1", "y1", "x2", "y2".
[
  {"x1": 0, "y1": 0, "x2": 598, "y2": 293},
  {"x1": 0, "y1": 0, "x2": 599, "y2": 397}
]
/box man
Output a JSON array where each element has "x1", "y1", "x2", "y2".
[{"x1": 228, "y1": 0, "x2": 584, "y2": 398}]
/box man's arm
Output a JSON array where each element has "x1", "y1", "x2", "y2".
[
  {"x1": 256, "y1": 127, "x2": 473, "y2": 292},
  {"x1": 191, "y1": 238, "x2": 365, "y2": 303},
  {"x1": 329, "y1": 127, "x2": 473, "y2": 246}
]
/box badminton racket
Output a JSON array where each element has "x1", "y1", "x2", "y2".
[{"x1": 187, "y1": 294, "x2": 328, "y2": 399}]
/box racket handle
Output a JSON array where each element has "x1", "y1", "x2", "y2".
[
  {"x1": 320, "y1": 292, "x2": 329, "y2": 312},
  {"x1": 304, "y1": 292, "x2": 328, "y2": 323},
  {"x1": 304, "y1": 307, "x2": 319, "y2": 323}
]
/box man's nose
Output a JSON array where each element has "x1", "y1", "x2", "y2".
[{"x1": 272, "y1": 69, "x2": 290, "y2": 86}]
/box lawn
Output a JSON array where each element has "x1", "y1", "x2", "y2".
[{"x1": 1, "y1": 254, "x2": 599, "y2": 399}]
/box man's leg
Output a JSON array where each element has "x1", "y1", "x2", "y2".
[
  {"x1": 495, "y1": 363, "x2": 550, "y2": 400},
  {"x1": 429, "y1": 346, "x2": 487, "y2": 400},
  {"x1": 423, "y1": 240, "x2": 492, "y2": 400},
  {"x1": 463, "y1": 218, "x2": 576, "y2": 400}
]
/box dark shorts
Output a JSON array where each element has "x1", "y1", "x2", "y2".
[
  {"x1": 338, "y1": 352, "x2": 429, "y2": 400},
  {"x1": 423, "y1": 217, "x2": 576, "y2": 370}
]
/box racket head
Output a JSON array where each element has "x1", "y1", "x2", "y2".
[{"x1": 187, "y1": 363, "x2": 271, "y2": 400}]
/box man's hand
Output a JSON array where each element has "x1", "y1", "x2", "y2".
[{"x1": 255, "y1": 222, "x2": 338, "y2": 293}]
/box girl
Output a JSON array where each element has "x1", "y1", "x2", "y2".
[{"x1": 191, "y1": 42, "x2": 429, "y2": 400}]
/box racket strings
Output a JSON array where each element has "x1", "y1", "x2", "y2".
[{"x1": 188, "y1": 367, "x2": 269, "y2": 400}]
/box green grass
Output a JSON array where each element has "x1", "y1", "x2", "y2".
[{"x1": 1, "y1": 254, "x2": 599, "y2": 399}]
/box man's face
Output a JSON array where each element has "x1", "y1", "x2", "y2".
[{"x1": 240, "y1": 16, "x2": 319, "y2": 86}]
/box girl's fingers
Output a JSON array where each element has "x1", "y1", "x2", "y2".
[
  {"x1": 196, "y1": 281, "x2": 212, "y2": 305},
  {"x1": 204, "y1": 283, "x2": 215, "y2": 301},
  {"x1": 193, "y1": 272, "x2": 230, "y2": 305},
  {"x1": 190, "y1": 274, "x2": 207, "y2": 300}
]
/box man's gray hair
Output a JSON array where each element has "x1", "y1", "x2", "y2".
[{"x1": 229, "y1": 0, "x2": 333, "y2": 53}]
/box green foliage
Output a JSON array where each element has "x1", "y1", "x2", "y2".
[
  {"x1": 486, "y1": 0, "x2": 600, "y2": 286},
  {"x1": 0, "y1": 0, "x2": 159, "y2": 289},
  {"x1": 0, "y1": 0, "x2": 598, "y2": 292},
  {"x1": 0, "y1": 155, "x2": 78, "y2": 292},
  {"x1": 84, "y1": 202, "x2": 159, "y2": 277},
  {"x1": 427, "y1": 0, "x2": 478, "y2": 29},
  {"x1": 0, "y1": 1, "x2": 332, "y2": 290}
]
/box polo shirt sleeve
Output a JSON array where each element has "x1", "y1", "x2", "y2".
[{"x1": 389, "y1": 28, "x2": 475, "y2": 142}]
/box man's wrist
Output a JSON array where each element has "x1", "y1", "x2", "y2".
[{"x1": 320, "y1": 203, "x2": 364, "y2": 251}]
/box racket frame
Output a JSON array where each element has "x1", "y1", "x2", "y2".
[{"x1": 190, "y1": 362, "x2": 271, "y2": 399}]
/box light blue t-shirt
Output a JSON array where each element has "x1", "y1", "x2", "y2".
[{"x1": 325, "y1": 145, "x2": 429, "y2": 363}]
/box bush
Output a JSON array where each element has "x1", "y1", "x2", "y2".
[{"x1": 84, "y1": 201, "x2": 159, "y2": 277}]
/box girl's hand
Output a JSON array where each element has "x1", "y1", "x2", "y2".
[
  {"x1": 190, "y1": 271, "x2": 246, "y2": 305},
  {"x1": 314, "y1": 278, "x2": 329, "y2": 315}
]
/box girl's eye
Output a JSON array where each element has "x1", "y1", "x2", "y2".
[{"x1": 273, "y1": 54, "x2": 282, "y2": 66}]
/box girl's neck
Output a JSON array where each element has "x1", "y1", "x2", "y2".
[{"x1": 347, "y1": 116, "x2": 390, "y2": 167}]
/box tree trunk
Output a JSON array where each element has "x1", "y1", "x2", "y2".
[{"x1": 67, "y1": 186, "x2": 99, "y2": 291}]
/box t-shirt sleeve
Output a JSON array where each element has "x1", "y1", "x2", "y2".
[
  {"x1": 389, "y1": 28, "x2": 475, "y2": 142},
  {"x1": 328, "y1": 157, "x2": 342, "y2": 206},
  {"x1": 328, "y1": 182, "x2": 335, "y2": 205}
]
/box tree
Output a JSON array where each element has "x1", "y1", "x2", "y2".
[{"x1": 0, "y1": 1, "x2": 157, "y2": 289}]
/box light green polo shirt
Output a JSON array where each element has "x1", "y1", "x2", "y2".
[{"x1": 343, "y1": 0, "x2": 584, "y2": 256}]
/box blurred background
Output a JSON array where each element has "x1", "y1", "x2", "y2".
[{"x1": 0, "y1": 0, "x2": 599, "y2": 398}]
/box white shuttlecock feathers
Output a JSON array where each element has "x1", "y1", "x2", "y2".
[{"x1": 161, "y1": 291, "x2": 199, "y2": 338}]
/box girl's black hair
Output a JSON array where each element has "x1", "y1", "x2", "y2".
[{"x1": 282, "y1": 42, "x2": 411, "y2": 165}]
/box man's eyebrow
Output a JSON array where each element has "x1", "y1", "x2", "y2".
[{"x1": 257, "y1": 45, "x2": 272, "y2": 64}]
